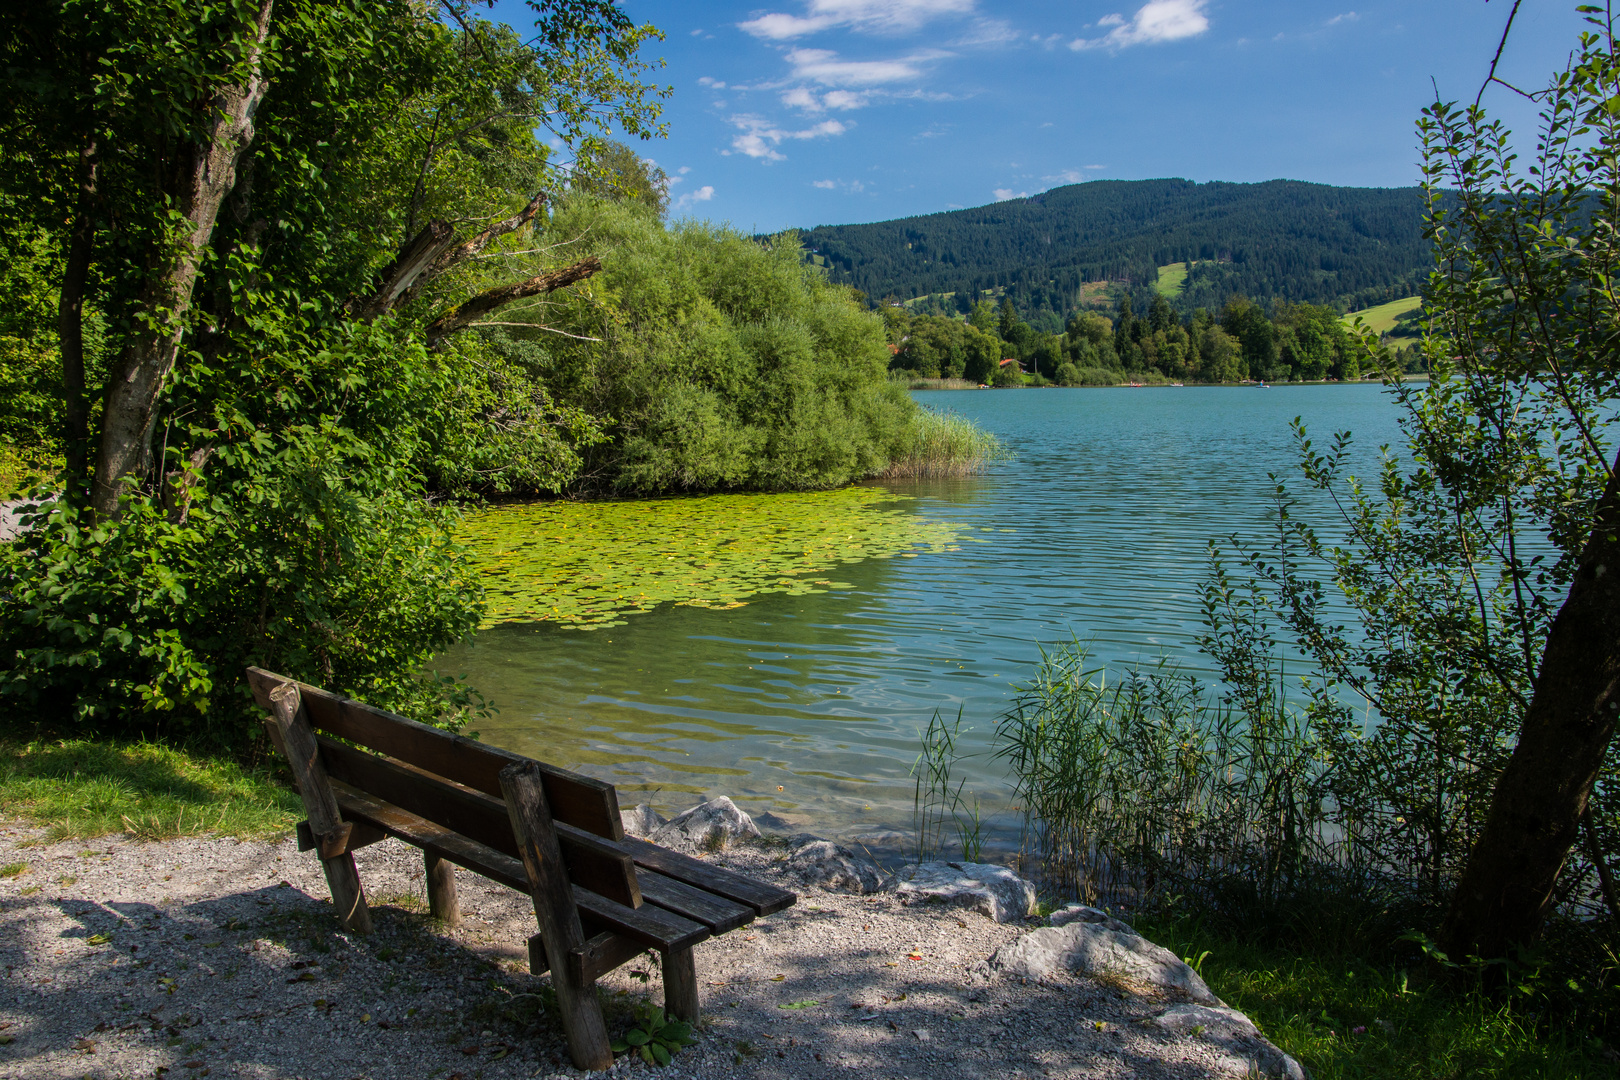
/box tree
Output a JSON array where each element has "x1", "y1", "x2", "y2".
[
  {"x1": 572, "y1": 138, "x2": 669, "y2": 217},
  {"x1": 0, "y1": 1, "x2": 667, "y2": 737},
  {"x1": 1417, "y1": 10, "x2": 1620, "y2": 960},
  {"x1": 0, "y1": 0, "x2": 664, "y2": 518}
]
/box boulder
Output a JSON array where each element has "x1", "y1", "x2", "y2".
[
  {"x1": 989, "y1": 921, "x2": 1221, "y2": 1004},
  {"x1": 648, "y1": 797, "x2": 760, "y2": 854},
  {"x1": 787, "y1": 841, "x2": 890, "y2": 894},
  {"x1": 892, "y1": 861, "x2": 1037, "y2": 923},
  {"x1": 619, "y1": 804, "x2": 666, "y2": 840},
  {"x1": 1150, "y1": 1004, "x2": 1306, "y2": 1080}
]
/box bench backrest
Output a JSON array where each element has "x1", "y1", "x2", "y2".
[{"x1": 246, "y1": 667, "x2": 640, "y2": 906}]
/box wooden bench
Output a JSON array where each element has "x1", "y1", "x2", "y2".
[{"x1": 246, "y1": 667, "x2": 795, "y2": 1070}]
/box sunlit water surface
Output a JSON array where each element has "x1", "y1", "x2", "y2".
[{"x1": 442, "y1": 384, "x2": 1405, "y2": 854}]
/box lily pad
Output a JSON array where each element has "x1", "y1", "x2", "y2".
[{"x1": 459, "y1": 488, "x2": 960, "y2": 629}]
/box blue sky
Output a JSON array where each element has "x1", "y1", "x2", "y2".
[{"x1": 498, "y1": 1, "x2": 1588, "y2": 232}]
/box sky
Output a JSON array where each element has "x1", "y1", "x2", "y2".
[{"x1": 494, "y1": 1, "x2": 1590, "y2": 233}]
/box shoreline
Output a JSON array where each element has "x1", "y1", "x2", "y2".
[{"x1": 0, "y1": 820, "x2": 1298, "y2": 1080}]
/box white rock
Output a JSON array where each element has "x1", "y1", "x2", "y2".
[
  {"x1": 648, "y1": 797, "x2": 760, "y2": 854},
  {"x1": 892, "y1": 861, "x2": 1037, "y2": 923},
  {"x1": 787, "y1": 841, "x2": 890, "y2": 894},
  {"x1": 1151, "y1": 1004, "x2": 1306, "y2": 1080},
  {"x1": 1048, "y1": 903, "x2": 1135, "y2": 934},
  {"x1": 619, "y1": 804, "x2": 666, "y2": 839},
  {"x1": 989, "y1": 921, "x2": 1222, "y2": 1004}
]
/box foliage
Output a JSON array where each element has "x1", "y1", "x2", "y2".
[
  {"x1": 0, "y1": 320, "x2": 494, "y2": 743},
  {"x1": 458, "y1": 486, "x2": 964, "y2": 629},
  {"x1": 480, "y1": 197, "x2": 916, "y2": 494},
  {"x1": 0, "y1": 3, "x2": 668, "y2": 740},
  {"x1": 995, "y1": 642, "x2": 1337, "y2": 913},
  {"x1": 800, "y1": 179, "x2": 1429, "y2": 324},
  {"x1": 875, "y1": 407, "x2": 1006, "y2": 479},
  {"x1": 610, "y1": 999, "x2": 696, "y2": 1066},
  {"x1": 912, "y1": 708, "x2": 985, "y2": 862},
  {"x1": 0, "y1": 736, "x2": 300, "y2": 840}
]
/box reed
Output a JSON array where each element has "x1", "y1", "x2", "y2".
[
  {"x1": 876, "y1": 407, "x2": 1006, "y2": 480},
  {"x1": 995, "y1": 642, "x2": 1338, "y2": 915}
]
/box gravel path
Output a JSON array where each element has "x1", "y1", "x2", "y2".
[{"x1": 0, "y1": 822, "x2": 1271, "y2": 1079}]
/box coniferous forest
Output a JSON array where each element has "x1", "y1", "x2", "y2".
[{"x1": 798, "y1": 178, "x2": 1431, "y2": 327}]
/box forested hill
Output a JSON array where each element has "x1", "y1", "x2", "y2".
[{"x1": 796, "y1": 179, "x2": 1429, "y2": 321}]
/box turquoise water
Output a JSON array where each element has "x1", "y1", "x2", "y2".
[{"x1": 443, "y1": 383, "x2": 1406, "y2": 851}]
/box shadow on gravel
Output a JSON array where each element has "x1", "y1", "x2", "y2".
[{"x1": 2, "y1": 869, "x2": 1223, "y2": 1079}]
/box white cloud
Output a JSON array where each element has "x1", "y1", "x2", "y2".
[
  {"x1": 724, "y1": 115, "x2": 849, "y2": 161},
  {"x1": 1071, "y1": 0, "x2": 1208, "y2": 50},
  {"x1": 956, "y1": 18, "x2": 1019, "y2": 46},
  {"x1": 739, "y1": 0, "x2": 976, "y2": 40},
  {"x1": 678, "y1": 166, "x2": 692, "y2": 175},
  {"x1": 823, "y1": 89, "x2": 868, "y2": 108},
  {"x1": 813, "y1": 179, "x2": 838, "y2": 188},
  {"x1": 1327, "y1": 11, "x2": 1358, "y2": 25},
  {"x1": 1044, "y1": 166, "x2": 1107, "y2": 184},
  {"x1": 786, "y1": 46, "x2": 946, "y2": 86},
  {"x1": 993, "y1": 188, "x2": 1028, "y2": 200},
  {"x1": 813, "y1": 178, "x2": 866, "y2": 193},
  {"x1": 690, "y1": 28, "x2": 704, "y2": 36},
  {"x1": 673, "y1": 185, "x2": 715, "y2": 211},
  {"x1": 698, "y1": 77, "x2": 727, "y2": 88},
  {"x1": 781, "y1": 86, "x2": 823, "y2": 111}
]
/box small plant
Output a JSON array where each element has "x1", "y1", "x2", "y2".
[
  {"x1": 0, "y1": 862, "x2": 27, "y2": 878},
  {"x1": 611, "y1": 1000, "x2": 696, "y2": 1066}
]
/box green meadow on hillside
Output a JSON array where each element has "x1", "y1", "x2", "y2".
[{"x1": 1342, "y1": 294, "x2": 1421, "y2": 335}]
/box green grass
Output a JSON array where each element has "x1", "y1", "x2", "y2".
[
  {"x1": 1342, "y1": 295, "x2": 1422, "y2": 336},
  {"x1": 1154, "y1": 262, "x2": 1190, "y2": 298},
  {"x1": 1136, "y1": 914, "x2": 1618, "y2": 1079},
  {"x1": 875, "y1": 407, "x2": 1007, "y2": 479},
  {"x1": 0, "y1": 737, "x2": 301, "y2": 841}
]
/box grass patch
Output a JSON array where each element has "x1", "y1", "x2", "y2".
[
  {"x1": 0, "y1": 737, "x2": 300, "y2": 841},
  {"x1": 1154, "y1": 262, "x2": 1190, "y2": 298},
  {"x1": 875, "y1": 407, "x2": 1007, "y2": 479},
  {"x1": 1136, "y1": 913, "x2": 1616, "y2": 1080},
  {"x1": 1342, "y1": 295, "x2": 1422, "y2": 336}
]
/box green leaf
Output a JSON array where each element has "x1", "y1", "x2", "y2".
[
  {"x1": 779, "y1": 999, "x2": 820, "y2": 1009},
  {"x1": 610, "y1": 1040, "x2": 628, "y2": 1053},
  {"x1": 650, "y1": 1041, "x2": 671, "y2": 1066},
  {"x1": 625, "y1": 1028, "x2": 650, "y2": 1047},
  {"x1": 639, "y1": 1045, "x2": 654, "y2": 1065}
]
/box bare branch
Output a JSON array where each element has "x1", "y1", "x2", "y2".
[{"x1": 424, "y1": 256, "x2": 602, "y2": 345}]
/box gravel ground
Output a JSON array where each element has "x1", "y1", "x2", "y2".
[{"x1": 0, "y1": 821, "x2": 1270, "y2": 1079}]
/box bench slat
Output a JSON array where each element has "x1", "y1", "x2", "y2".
[
  {"x1": 328, "y1": 782, "x2": 710, "y2": 952},
  {"x1": 247, "y1": 667, "x2": 624, "y2": 841},
  {"x1": 637, "y1": 871, "x2": 756, "y2": 935},
  {"x1": 317, "y1": 737, "x2": 641, "y2": 909},
  {"x1": 621, "y1": 837, "x2": 797, "y2": 917}
]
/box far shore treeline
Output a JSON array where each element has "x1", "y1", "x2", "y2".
[{"x1": 884, "y1": 289, "x2": 1421, "y2": 387}]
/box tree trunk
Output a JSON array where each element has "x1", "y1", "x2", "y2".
[
  {"x1": 91, "y1": 0, "x2": 275, "y2": 518},
  {"x1": 58, "y1": 132, "x2": 97, "y2": 494},
  {"x1": 1440, "y1": 453, "x2": 1620, "y2": 959}
]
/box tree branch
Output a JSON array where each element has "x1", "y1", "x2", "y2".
[{"x1": 423, "y1": 256, "x2": 601, "y2": 346}]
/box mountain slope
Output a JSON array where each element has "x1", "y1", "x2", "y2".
[{"x1": 797, "y1": 178, "x2": 1429, "y2": 318}]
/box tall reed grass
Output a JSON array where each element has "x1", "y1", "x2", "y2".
[
  {"x1": 995, "y1": 642, "x2": 1342, "y2": 916},
  {"x1": 876, "y1": 407, "x2": 1006, "y2": 479}
]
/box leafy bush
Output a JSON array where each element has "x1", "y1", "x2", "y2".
[
  {"x1": 0, "y1": 322, "x2": 489, "y2": 745},
  {"x1": 483, "y1": 198, "x2": 916, "y2": 493}
]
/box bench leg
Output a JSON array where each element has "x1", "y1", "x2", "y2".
[
  {"x1": 424, "y1": 852, "x2": 460, "y2": 927},
  {"x1": 502, "y1": 761, "x2": 613, "y2": 1071},
  {"x1": 663, "y1": 946, "x2": 699, "y2": 1023},
  {"x1": 321, "y1": 852, "x2": 373, "y2": 935}
]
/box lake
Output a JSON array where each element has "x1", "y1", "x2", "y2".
[{"x1": 442, "y1": 383, "x2": 1407, "y2": 856}]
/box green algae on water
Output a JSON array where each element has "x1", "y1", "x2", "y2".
[{"x1": 459, "y1": 488, "x2": 962, "y2": 629}]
